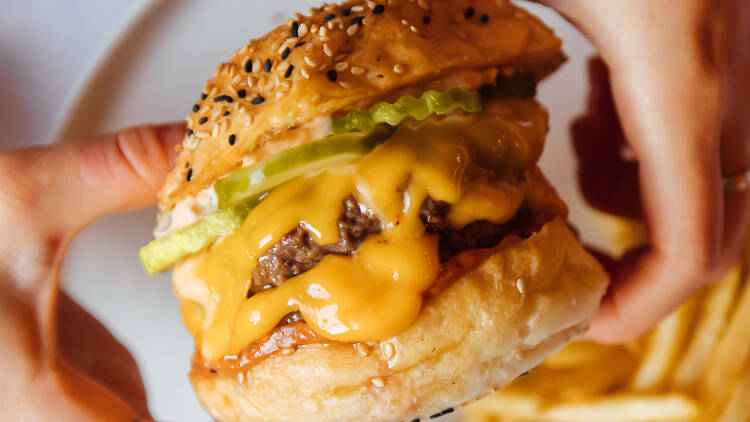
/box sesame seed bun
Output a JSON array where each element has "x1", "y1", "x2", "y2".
[
  {"x1": 158, "y1": 0, "x2": 565, "y2": 212},
  {"x1": 188, "y1": 216, "x2": 607, "y2": 421}
]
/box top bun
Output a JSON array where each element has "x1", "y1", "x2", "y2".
[{"x1": 159, "y1": 0, "x2": 565, "y2": 211}]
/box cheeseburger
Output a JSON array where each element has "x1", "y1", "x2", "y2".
[{"x1": 139, "y1": 1, "x2": 608, "y2": 420}]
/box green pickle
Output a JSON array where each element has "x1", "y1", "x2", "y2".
[
  {"x1": 139, "y1": 194, "x2": 265, "y2": 274},
  {"x1": 331, "y1": 87, "x2": 482, "y2": 134},
  {"x1": 214, "y1": 125, "x2": 395, "y2": 208}
]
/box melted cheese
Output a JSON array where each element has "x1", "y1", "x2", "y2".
[{"x1": 175, "y1": 98, "x2": 548, "y2": 361}]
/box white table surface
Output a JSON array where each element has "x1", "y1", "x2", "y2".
[{"x1": 1, "y1": 2, "x2": 597, "y2": 421}]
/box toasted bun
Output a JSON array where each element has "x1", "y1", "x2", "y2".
[
  {"x1": 188, "y1": 218, "x2": 607, "y2": 421},
  {"x1": 159, "y1": 0, "x2": 564, "y2": 211}
]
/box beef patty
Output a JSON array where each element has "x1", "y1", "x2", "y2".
[{"x1": 249, "y1": 196, "x2": 525, "y2": 298}]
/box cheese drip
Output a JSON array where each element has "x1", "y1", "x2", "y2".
[{"x1": 177, "y1": 98, "x2": 548, "y2": 361}]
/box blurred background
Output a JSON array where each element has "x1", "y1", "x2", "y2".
[{"x1": 3, "y1": 1, "x2": 746, "y2": 421}]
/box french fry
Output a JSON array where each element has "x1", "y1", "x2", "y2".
[
  {"x1": 671, "y1": 266, "x2": 741, "y2": 390},
  {"x1": 703, "y1": 271, "x2": 750, "y2": 404},
  {"x1": 464, "y1": 390, "x2": 543, "y2": 420},
  {"x1": 717, "y1": 364, "x2": 750, "y2": 422},
  {"x1": 540, "y1": 393, "x2": 698, "y2": 422},
  {"x1": 542, "y1": 342, "x2": 617, "y2": 370},
  {"x1": 630, "y1": 298, "x2": 694, "y2": 391}
]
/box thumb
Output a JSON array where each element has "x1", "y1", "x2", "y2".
[{"x1": 1, "y1": 123, "x2": 184, "y2": 237}]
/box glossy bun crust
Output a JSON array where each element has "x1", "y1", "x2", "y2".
[
  {"x1": 189, "y1": 218, "x2": 607, "y2": 421},
  {"x1": 159, "y1": 0, "x2": 565, "y2": 211}
]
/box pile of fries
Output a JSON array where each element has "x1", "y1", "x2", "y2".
[{"x1": 465, "y1": 218, "x2": 750, "y2": 422}]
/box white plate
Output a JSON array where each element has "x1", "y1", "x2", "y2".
[{"x1": 57, "y1": 1, "x2": 597, "y2": 420}]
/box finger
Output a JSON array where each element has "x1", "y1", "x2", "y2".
[
  {"x1": 0, "y1": 123, "x2": 184, "y2": 237},
  {"x1": 572, "y1": 58, "x2": 641, "y2": 219},
  {"x1": 586, "y1": 53, "x2": 724, "y2": 343}
]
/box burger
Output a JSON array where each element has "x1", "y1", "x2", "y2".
[{"x1": 139, "y1": 1, "x2": 608, "y2": 420}]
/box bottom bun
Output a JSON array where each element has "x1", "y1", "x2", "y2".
[{"x1": 190, "y1": 218, "x2": 608, "y2": 421}]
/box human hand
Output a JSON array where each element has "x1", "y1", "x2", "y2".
[
  {"x1": 538, "y1": 0, "x2": 750, "y2": 342},
  {"x1": 0, "y1": 123, "x2": 184, "y2": 420}
]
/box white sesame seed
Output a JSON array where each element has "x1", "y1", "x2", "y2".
[
  {"x1": 211, "y1": 107, "x2": 220, "y2": 120},
  {"x1": 318, "y1": 64, "x2": 327, "y2": 72},
  {"x1": 195, "y1": 131, "x2": 210, "y2": 138},
  {"x1": 323, "y1": 43, "x2": 333, "y2": 56},
  {"x1": 381, "y1": 342, "x2": 396, "y2": 360},
  {"x1": 280, "y1": 347, "x2": 294, "y2": 355},
  {"x1": 199, "y1": 105, "x2": 209, "y2": 114},
  {"x1": 183, "y1": 136, "x2": 198, "y2": 150},
  {"x1": 351, "y1": 5, "x2": 364, "y2": 12},
  {"x1": 347, "y1": 24, "x2": 359, "y2": 36},
  {"x1": 370, "y1": 377, "x2": 385, "y2": 388},
  {"x1": 276, "y1": 91, "x2": 284, "y2": 99},
  {"x1": 247, "y1": 77, "x2": 254, "y2": 88},
  {"x1": 318, "y1": 25, "x2": 327, "y2": 36},
  {"x1": 305, "y1": 42, "x2": 314, "y2": 51},
  {"x1": 304, "y1": 56, "x2": 317, "y2": 67},
  {"x1": 335, "y1": 62, "x2": 349, "y2": 71},
  {"x1": 301, "y1": 67, "x2": 311, "y2": 79},
  {"x1": 337, "y1": 21, "x2": 344, "y2": 30},
  {"x1": 231, "y1": 74, "x2": 241, "y2": 84},
  {"x1": 277, "y1": 43, "x2": 288, "y2": 54},
  {"x1": 516, "y1": 278, "x2": 526, "y2": 294},
  {"x1": 401, "y1": 19, "x2": 409, "y2": 25},
  {"x1": 353, "y1": 343, "x2": 371, "y2": 357},
  {"x1": 410, "y1": 25, "x2": 419, "y2": 33},
  {"x1": 310, "y1": 24, "x2": 318, "y2": 33},
  {"x1": 334, "y1": 54, "x2": 347, "y2": 62},
  {"x1": 237, "y1": 372, "x2": 245, "y2": 383},
  {"x1": 363, "y1": 16, "x2": 375, "y2": 26},
  {"x1": 275, "y1": 75, "x2": 280, "y2": 88},
  {"x1": 366, "y1": 0, "x2": 376, "y2": 8},
  {"x1": 211, "y1": 123, "x2": 219, "y2": 138},
  {"x1": 338, "y1": 80, "x2": 352, "y2": 88},
  {"x1": 209, "y1": 86, "x2": 217, "y2": 97},
  {"x1": 253, "y1": 59, "x2": 261, "y2": 73},
  {"x1": 393, "y1": 63, "x2": 404, "y2": 73},
  {"x1": 298, "y1": 23, "x2": 309, "y2": 37},
  {"x1": 285, "y1": 18, "x2": 294, "y2": 26},
  {"x1": 327, "y1": 20, "x2": 335, "y2": 30},
  {"x1": 312, "y1": 93, "x2": 322, "y2": 102},
  {"x1": 285, "y1": 37, "x2": 296, "y2": 45},
  {"x1": 417, "y1": 0, "x2": 429, "y2": 10},
  {"x1": 280, "y1": 80, "x2": 290, "y2": 89},
  {"x1": 350, "y1": 66, "x2": 365, "y2": 75}
]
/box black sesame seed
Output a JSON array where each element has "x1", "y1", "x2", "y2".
[
  {"x1": 192, "y1": 104, "x2": 199, "y2": 112},
  {"x1": 237, "y1": 89, "x2": 246, "y2": 98},
  {"x1": 200, "y1": 92, "x2": 207, "y2": 100},
  {"x1": 341, "y1": 8, "x2": 351, "y2": 16},
  {"x1": 351, "y1": 16, "x2": 364, "y2": 25},
  {"x1": 186, "y1": 168, "x2": 193, "y2": 182},
  {"x1": 372, "y1": 4, "x2": 385, "y2": 14},
  {"x1": 294, "y1": 41, "x2": 306, "y2": 48},
  {"x1": 223, "y1": 110, "x2": 230, "y2": 116},
  {"x1": 213, "y1": 95, "x2": 233, "y2": 103},
  {"x1": 464, "y1": 7, "x2": 475, "y2": 19},
  {"x1": 210, "y1": 369, "x2": 217, "y2": 374},
  {"x1": 228, "y1": 134, "x2": 236, "y2": 145},
  {"x1": 327, "y1": 70, "x2": 338, "y2": 82},
  {"x1": 290, "y1": 21, "x2": 299, "y2": 37},
  {"x1": 285, "y1": 64, "x2": 294, "y2": 78},
  {"x1": 480, "y1": 14, "x2": 489, "y2": 24},
  {"x1": 185, "y1": 161, "x2": 190, "y2": 169},
  {"x1": 264, "y1": 59, "x2": 272, "y2": 72},
  {"x1": 186, "y1": 128, "x2": 193, "y2": 136},
  {"x1": 519, "y1": 231, "x2": 532, "y2": 239},
  {"x1": 251, "y1": 96, "x2": 265, "y2": 105},
  {"x1": 521, "y1": 371, "x2": 530, "y2": 376},
  {"x1": 244, "y1": 59, "x2": 253, "y2": 73},
  {"x1": 422, "y1": 15, "x2": 431, "y2": 24},
  {"x1": 281, "y1": 47, "x2": 291, "y2": 60},
  {"x1": 411, "y1": 419, "x2": 420, "y2": 422},
  {"x1": 199, "y1": 116, "x2": 208, "y2": 124},
  {"x1": 324, "y1": 13, "x2": 336, "y2": 21},
  {"x1": 429, "y1": 408, "x2": 454, "y2": 419}
]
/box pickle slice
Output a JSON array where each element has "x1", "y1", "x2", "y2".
[
  {"x1": 214, "y1": 125, "x2": 395, "y2": 208},
  {"x1": 331, "y1": 87, "x2": 482, "y2": 134},
  {"x1": 139, "y1": 194, "x2": 265, "y2": 274}
]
